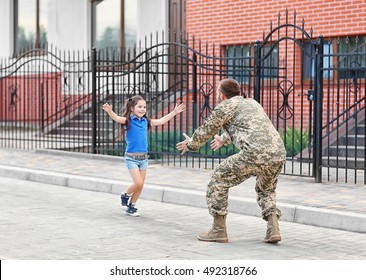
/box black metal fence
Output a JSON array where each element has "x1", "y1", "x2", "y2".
[
  {"x1": 92, "y1": 34, "x2": 254, "y2": 171},
  {"x1": 0, "y1": 47, "x2": 93, "y2": 151},
  {"x1": 1, "y1": 14, "x2": 366, "y2": 184},
  {"x1": 321, "y1": 37, "x2": 366, "y2": 184}
]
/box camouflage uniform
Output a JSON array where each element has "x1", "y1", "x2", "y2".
[{"x1": 187, "y1": 96, "x2": 286, "y2": 221}]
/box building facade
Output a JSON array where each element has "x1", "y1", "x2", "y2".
[
  {"x1": 0, "y1": 0, "x2": 171, "y2": 58},
  {"x1": 186, "y1": 0, "x2": 366, "y2": 44}
]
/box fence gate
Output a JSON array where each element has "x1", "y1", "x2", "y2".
[
  {"x1": 253, "y1": 12, "x2": 323, "y2": 181},
  {"x1": 0, "y1": 48, "x2": 93, "y2": 152}
]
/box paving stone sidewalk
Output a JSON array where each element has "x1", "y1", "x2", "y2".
[
  {"x1": 1, "y1": 176, "x2": 366, "y2": 260},
  {"x1": 0, "y1": 148, "x2": 366, "y2": 233}
]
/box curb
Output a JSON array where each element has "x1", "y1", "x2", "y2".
[{"x1": 1, "y1": 164, "x2": 366, "y2": 234}]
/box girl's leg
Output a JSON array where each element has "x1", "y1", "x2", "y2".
[{"x1": 126, "y1": 168, "x2": 147, "y2": 203}]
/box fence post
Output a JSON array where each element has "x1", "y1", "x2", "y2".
[
  {"x1": 253, "y1": 40, "x2": 261, "y2": 102},
  {"x1": 192, "y1": 53, "x2": 197, "y2": 131},
  {"x1": 145, "y1": 52, "x2": 150, "y2": 100},
  {"x1": 314, "y1": 36, "x2": 324, "y2": 183},
  {"x1": 91, "y1": 47, "x2": 97, "y2": 154}
]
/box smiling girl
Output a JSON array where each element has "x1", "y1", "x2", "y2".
[{"x1": 102, "y1": 95, "x2": 185, "y2": 217}]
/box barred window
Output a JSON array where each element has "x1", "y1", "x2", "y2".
[
  {"x1": 337, "y1": 36, "x2": 366, "y2": 79},
  {"x1": 302, "y1": 41, "x2": 333, "y2": 80},
  {"x1": 225, "y1": 45, "x2": 251, "y2": 84},
  {"x1": 261, "y1": 45, "x2": 279, "y2": 79}
]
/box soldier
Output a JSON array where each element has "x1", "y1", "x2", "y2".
[{"x1": 176, "y1": 78, "x2": 286, "y2": 243}]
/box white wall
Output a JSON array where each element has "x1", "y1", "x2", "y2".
[
  {"x1": 0, "y1": 0, "x2": 13, "y2": 58},
  {"x1": 137, "y1": 0, "x2": 168, "y2": 46},
  {"x1": 47, "y1": 0, "x2": 89, "y2": 51}
]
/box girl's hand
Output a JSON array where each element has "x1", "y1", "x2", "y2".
[
  {"x1": 102, "y1": 103, "x2": 112, "y2": 113},
  {"x1": 210, "y1": 134, "x2": 224, "y2": 151},
  {"x1": 176, "y1": 133, "x2": 191, "y2": 155},
  {"x1": 173, "y1": 103, "x2": 186, "y2": 114}
]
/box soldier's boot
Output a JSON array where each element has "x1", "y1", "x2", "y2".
[
  {"x1": 197, "y1": 214, "x2": 228, "y2": 243},
  {"x1": 263, "y1": 212, "x2": 281, "y2": 243}
]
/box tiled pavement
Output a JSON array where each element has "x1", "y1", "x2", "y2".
[
  {"x1": 1, "y1": 176, "x2": 366, "y2": 260},
  {"x1": 0, "y1": 148, "x2": 366, "y2": 234}
]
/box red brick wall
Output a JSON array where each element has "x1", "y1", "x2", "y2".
[
  {"x1": 186, "y1": 0, "x2": 366, "y2": 44},
  {"x1": 186, "y1": 0, "x2": 366, "y2": 131}
]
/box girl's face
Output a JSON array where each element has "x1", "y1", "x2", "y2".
[{"x1": 131, "y1": 99, "x2": 147, "y2": 118}]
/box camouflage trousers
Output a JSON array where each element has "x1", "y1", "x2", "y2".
[{"x1": 207, "y1": 151, "x2": 285, "y2": 221}]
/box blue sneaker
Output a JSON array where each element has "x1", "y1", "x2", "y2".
[
  {"x1": 120, "y1": 193, "x2": 130, "y2": 210},
  {"x1": 126, "y1": 204, "x2": 139, "y2": 217}
]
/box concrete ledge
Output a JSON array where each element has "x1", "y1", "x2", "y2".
[
  {"x1": 293, "y1": 205, "x2": 366, "y2": 233},
  {"x1": 229, "y1": 197, "x2": 261, "y2": 218},
  {"x1": 0, "y1": 165, "x2": 30, "y2": 181},
  {"x1": 1, "y1": 164, "x2": 366, "y2": 234},
  {"x1": 163, "y1": 187, "x2": 207, "y2": 208},
  {"x1": 140, "y1": 184, "x2": 165, "y2": 202},
  {"x1": 28, "y1": 172, "x2": 68, "y2": 186}
]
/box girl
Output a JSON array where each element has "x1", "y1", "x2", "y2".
[{"x1": 102, "y1": 95, "x2": 185, "y2": 217}]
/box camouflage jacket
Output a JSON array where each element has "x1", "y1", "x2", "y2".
[{"x1": 187, "y1": 96, "x2": 286, "y2": 163}]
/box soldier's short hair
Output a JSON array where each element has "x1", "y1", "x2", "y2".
[{"x1": 218, "y1": 79, "x2": 240, "y2": 98}]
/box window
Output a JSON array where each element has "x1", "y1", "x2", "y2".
[
  {"x1": 261, "y1": 45, "x2": 279, "y2": 79},
  {"x1": 14, "y1": 0, "x2": 48, "y2": 53},
  {"x1": 92, "y1": 0, "x2": 137, "y2": 50},
  {"x1": 225, "y1": 45, "x2": 251, "y2": 83},
  {"x1": 337, "y1": 36, "x2": 366, "y2": 79},
  {"x1": 302, "y1": 41, "x2": 333, "y2": 80},
  {"x1": 225, "y1": 44, "x2": 278, "y2": 83}
]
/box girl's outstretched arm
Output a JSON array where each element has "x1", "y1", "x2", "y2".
[
  {"x1": 151, "y1": 103, "x2": 185, "y2": 126},
  {"x1": 102, "y1": 103, "x2": 127, "y2": 124}
]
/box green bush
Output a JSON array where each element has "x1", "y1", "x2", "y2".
[
  {"x1": 280, "y1": 127, "x2": 309, "y2": 157},
  {"x1": 148, "y1": 130, "x2": 178, "y2": 158}
]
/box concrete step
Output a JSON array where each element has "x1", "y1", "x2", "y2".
[
  {"x1": 324, "y1": 145, "x2": 365, "y2": 158},
  {"x1": 337, "y1": 135, "x2": 366, "y2": 146},
  {"x1": 323, "y1": 156, "x2": 365, "y2": 169}
]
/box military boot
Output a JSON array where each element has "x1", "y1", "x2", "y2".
[
  {"x1": 198, "y1": 215, "x2": 228, "y2": 243},
  {"x1": 263, "y1": 212, "x2": 281, "y2": 243}
]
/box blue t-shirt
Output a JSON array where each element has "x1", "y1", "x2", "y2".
[{"x1": 125, "y1": 115, "x2": 148, "y2": 153}]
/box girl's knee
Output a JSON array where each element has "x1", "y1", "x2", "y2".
[{"x1": 135, "y1": 182, "x2": 144, "y2": 190}]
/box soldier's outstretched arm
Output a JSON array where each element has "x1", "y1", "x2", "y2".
[
  {"x1": 186, "y1": 105, "x2": 230, "y2": 151},
  {"x1": 176, "y1": 133, "x2": 191, "y2": 155}
]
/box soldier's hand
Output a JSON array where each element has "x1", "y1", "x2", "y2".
[
  {"x1": 177, "y1": 133, "x2": 191, "y2": 155},
  {"x1": 210, "y1": 134, "x2": 223, "y2": 151}
]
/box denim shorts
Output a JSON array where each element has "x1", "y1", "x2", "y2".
[{"x1": 125, "y1": 156, "x2": 148, "y2": 171}]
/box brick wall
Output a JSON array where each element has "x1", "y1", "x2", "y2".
[
  {"x1": 186, "y1": 0, "x2": 366, "y2": 44},
  {"x1": 186, "y1": 0, "x2": 366, "y2": 131}
]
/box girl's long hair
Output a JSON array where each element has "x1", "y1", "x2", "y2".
[{"x1": 119, "y1": 95, "x2": 151, "y2": 139}]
